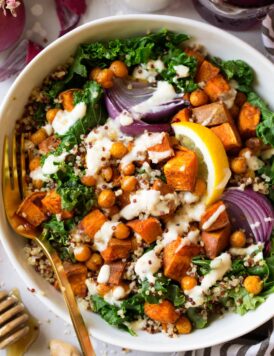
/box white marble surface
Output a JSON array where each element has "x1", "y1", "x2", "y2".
[{"x1": 0, "y1": 0, "x2": 269, "y2": 355}]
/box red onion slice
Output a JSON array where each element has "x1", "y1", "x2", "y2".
[{"x1": 55, "y1": 0, "x2": 86, "y2": 36}]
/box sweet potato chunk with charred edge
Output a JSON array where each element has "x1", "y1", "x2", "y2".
[
  {"x1": 127, "y1": 217, "x2": 162, "y2": 244},
  {"x1": 196, "y1": 60, "x2": 220, "y2": 83},
  {"x1": 148, "y1": 133, "x2": 174, "y2": 163},
  {"x1": 202, "y1": 224, "x2": 231, "y2": 259},
  {"x1": 200, "y1": 200, "x2": 230, "y2": 232},
  {"x1": 16, "y1": 192, "x2": 47, "y2": 227},
  {"x1": 204, "y1": 75, "x2": 231, "y2": 102},
  {"x1": 101, "y1": 238, "x2": 132, "y2": 262},
  {"x1": 238, "y1": 102, "x2": 260, "y2": 138},
  {"x1": 79, "y1": 209, "x2": 107, "y2": 239},
  {"x1": 63, "y1": 262, "x2": 87, "y2": 297},
  {"x1": 192, "y1": 102, "x2": 232, "y2": 127},
  {"x1": 211, "y1": 122, "x2": 242, "y2": 151},
  {"x1": 107, "y1": 261, "x2": 127, "y2": 285},
  {"x1": 144, "y1": 300, "x2": 179, "y2": 324}
]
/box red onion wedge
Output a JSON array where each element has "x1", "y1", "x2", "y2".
[
  {"x1": 55, "y1": 0, "x2": 86, "y2": 36},
  {"x1": 223, "y1": 189, "x2": 274, "y2": 254},
  {"x1": 105, "y1": 78, "x2": 189, "y2": 135}
]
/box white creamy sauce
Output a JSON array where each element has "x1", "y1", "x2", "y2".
[
  {"x1": 42, "y1": 124, "x2": 53, "y2": 136},
  {"x1": 174, "y1": 64, "x2": 190, "y2": 78},
  {"x1": 134, "y1": 249, "x2": 161, "y2": 283},
  {"x1": 120, "y1": 132, "x2": 165, "y2": 168},
  {"x1": 52, "y1": 102, "x2": 87, "y2": 135},
  {"x1": 202, "y1": 204, "x2": 225, "y2": 230},
  {"x1": 148, "y1": 149, "x2": 174, "y2": 164},
  {"x1": 132, "y1": 59, "x2": 165, "y2": 83},
  {"x1": 175, "y1": 229, "x2": 200, "y2": 253},
  {"x1": 85, "y1": 119, "x2": 121, "y2": 176},
  {"x1": 219, "y1": 88, "x2": 237, "y2": 109},
  {"x1": 97, "y1": 265, "x2": 110, "y2": 284},
  {"x1": 30, "y1": 167, "x2": 49, "y2": 182},
  {"x1": 85, "y1": 279, "x2": 98, "y2": 296},
  {"x1": 120, "y1": 189, "x2": 180, "y2": 220},
  {"x1": 42, "y1": 152, "x2": 68, "y2": 175},
  {"x1": 242, "y1": 150, "x2": 264, "y2": 171},
  {"x1": 229, "y1": 243, "x2": 263, "y2": 257},
  {"x1": 93, "y1": 221, "x2": 119, "y2": 252},
  {"x1": 132, "y1": 81, "x2": 177, "y2": 115},
  {"x1": 118, "y1": 110, "x2": 134, "y2": 126},
  {"x1": 180, "y1": 191, "x2": 199, "y2": 204},
  {"x1": 104, "y1": 286, "x2": 126, "y2": 305},
  {"x1": 185, "y1": 252, "x2": 232, "y2": 306}
]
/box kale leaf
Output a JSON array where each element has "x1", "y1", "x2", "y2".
[
  {"x1": 258, "y1": 157, "x2": 274, "y2": 203},
  {"x1": 192, "y1": 256, "x2": 211, "y2": 275},
  {"x1": 54, "y1": 163, "x2": 95, "y2": 217},
  {"x1": 42, "y1": 216, "x2": 75, "y2": 261},
  {"x1": 187, "y1": 308, "x2": 208, "y2": 329}
]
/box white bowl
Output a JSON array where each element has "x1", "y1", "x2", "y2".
[{"x1": 0, "y1": 15, "x2": 273, "y2": 353}]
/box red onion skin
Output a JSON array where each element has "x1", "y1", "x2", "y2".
[
  {"x1": 120, "y1": 120, "x2": 171, "y2": 136},
  {"x1": 0, "y1": 2, "x2": 25, "y2": 52},
  {"x1": 26, "y1": 41, "x2": 43, "y2": 63},
  {"x1": 55, "y1": 0, "x2": 86, "y2": 36}
]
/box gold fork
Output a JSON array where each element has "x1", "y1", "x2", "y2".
[{"x1": 2, "y1": 132, "x2": 95, "y2": 356}]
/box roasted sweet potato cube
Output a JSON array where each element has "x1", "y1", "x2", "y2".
[
  {"x1": 202, "y1": 224, "x2": 231, "y2": 259},
  {"x1": 211, "y1": 123, "x2": 242, "y2": 151},
  {"x1": 164, "y1": 148, "x2": 198, "y2": 191},
  {"x1": 117, "y1": 191, "x2": 131, "y2": 208},
  {"x1": 59, "y1": 89, "x2": 79, "y2": 111},
  {"x1": 42, "y1": 190, "x2": 62, "y2": 214},
  {"x1": 238, "y1": 102, "x2": 260, "y2": 137},
  {"x1": 17, "y1": 192, "x2": 47, "y2": 227},
  {"x1": 63, "y1": 262, "x2": 87, "y2": 297},
  {"x1": 107, "y1": 261, "x2": 127, "y2": 285},
  {"x1": 196, "y1": 60, "x2": 220, "y2": 83},
  {"x1": 148, "y1": 133, "x2": 174, "y2": 163},
  {"x1": 101, "y1": 238, "x2": 132, "y2": 262},
  {"x1": 200, "y1": 200, "x2": 230, "y2": 232},
  {"x1": 171, "y1": 108, "x2": 192, "y2": 123},
  {"x1": 184, "y1": 48, "x2": 205, "y2": 67},
  {"x1": 39, "y1": 135, "x2": 60, "y2": 154},
  {"x1": 144, "y1": 300, "x2": 179, "y2": 324},
  {"x1": 163, "y1": 237, "x2": 201, "y2": 281},
  {"x1": 127, "y1": 217, "x2": 162, "y2": 244},
  {"x1": 204, "y1": 75, "x2": 231, "y2": 102},
  {"x1": 192, "y1": 102, "x2": 232, "y2": 127},
  {"x1": 151, "y1": 179, "x2": 174, "y2": 195},
  {"x1": 79, "y1": 209, "x2": 107, "y2": 239}
]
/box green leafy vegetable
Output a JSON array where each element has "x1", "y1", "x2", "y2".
[
  {"x1": 192, "y1": 256, "x2": 211, "y2": 275},
  {"x1": 258, "y1": 157, "x2": 274, "y2": 203},
  {"x1": 32, "y1": 103, "x2": 47, "y2": 127},
  {"x1": 187, "y1": 308, "x2": 208, "y2": 329}
]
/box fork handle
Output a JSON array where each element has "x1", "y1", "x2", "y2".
[{"x1": 35, "y1": 238, "x2": 95, "y2": 356}]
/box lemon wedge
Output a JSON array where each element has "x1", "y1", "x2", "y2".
[{"x1": 172, "y1": 121, "x2": 231, "y2": 205}]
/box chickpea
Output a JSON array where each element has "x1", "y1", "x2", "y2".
[
  {"x1": 121, "y1": 163, "x2": 135, "y2": 176},
  {"x1": 235, "y1": 92, "x2": 247, "y2": 107},
  {"x1": 121, "y1": 176, "x2": 138, "y2": 192},
  {"x1": 101, "y1": 167, "x2": 113, "y2": 182},
  {"x1": 81, "y1": 175, "x2": 96, "y2": 186},
  {"x1": 230, "y1": 104, "x2": 240, "y2": 119},
  {"x1": 109, "y1": 60, "x2": 128, "y2": 78},
  {"x1": 193, "y1": 178, "x2": 207, "y2": 198},
  {"x1": 97, "y1": 69, "x2": 114, "y2": 89},
  {"x1": 86, "y1": 253, "x2": 103, "y2": 271},
  {"x1": 181, "y1": 276, "x2": 198, "y2": 291},
  {"x1": 175, "y1": 316, "x2": 192, "y2": 334},
  {"x1": 74, "y1": 245, "x2": 91, "y2": 262},
  {"x1": 29, "y1": 156, "x2": 41, "y2": 171},
  {"x1": 114, "y1": 223, "x2": 130, "y2": 239},
  {"x1": 230, "y1": 157, "x2": 247, "y2": 174},
  {"x1": 31, "y1": 128, "x2": 48, "y2": 145},
  {"x1": 239, "y1": 147, "x2": 252, "y2": 159},
  {"x1": 98, "y1": 189, "x2": 116, "y2": 208},
  {"x1": 89, "y1": 67, "x2": 101, "y2": 81},
  {"x1": 110, "y1": 142, "x2": 128, "y2": 159},
  {"x1": 246, "y1": 137, "x2": 262, "y2": 155},
  {"x1": 230, "y1": 230, "x2": 246, "y2": 248},
  {"x1": 244, "y1": 276, "x2": 263, "y2": 295},
  {"x1": 190, "y1": 89, "x2": 208, "y2": 107},
  {"x1": 46, "y1": 108, "x2": 60, "y2": 124}
]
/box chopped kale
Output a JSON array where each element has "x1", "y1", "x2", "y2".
[{"x1": 187, "y1": 308, "x2": 208, "y2": 329}]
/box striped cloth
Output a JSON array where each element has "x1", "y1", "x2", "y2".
[
  {"x1": 180, "y1": 319, "x2": 274, "y2": 356},
  {"x1": 262, "y1": 9, "x2": 274, "y2": 59}
]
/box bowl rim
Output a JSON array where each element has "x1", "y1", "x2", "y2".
[{"x1": 0, "y1": 14, "x2": 274, "y2": 353}]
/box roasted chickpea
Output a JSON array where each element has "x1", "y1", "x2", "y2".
[
  {"x1": 89, "y1": 67, "x2": 101, "y2": 81},
  {"x1": 110, "y1": 142, "x2": 128, "y2": 159},
  {"x1": 239, "y1": 147, "x2": 252, "y2": 158},
  {"x1": 244, "y1": 276, "x2": 263, "y2": 295},
  {"x1": 246, "y1": 137, "x2": 262, "y2": 155},
  {"x1": 81, "y1": 175, "x2": 96, "y2": 186},
  {"x1": 46, "y1": 108, "x2": 60, "y2": 124},
  {"x1": 235, "y1": 92, "x2": 247, "y2": 107},
  {"x1": 97, "y1": 283, "x2": 112, "y2": 296},
  {"x1": 109, "y1": 60, "x2": 128, "y2": 78},
  {"x1": 101, "y1": 167, "x2": 113, "y2": 182},
  {"x1": 121, "y1": 163, "x2": 135, "y2": 176},
  {"x1": 121, "y1": 176, "x2": 138, "y2": 192},
  {"x1": 31, "y1": 128, "x2": 48, "y2": 145},
  {"x1": 230, "y1": 104, "x2": 240, "y2": 119},
  {"x1": 114, "y1": 223, "x2": 130, "y2": 239},
  {"x1": 230, "y1": 157, "x2": 247, "y2": 174},
  {"x1": 86, "y1": 253, "x2": 103, "y2": 271},
  {"x1": 193, "y1": 178, "x2": 207, "y2": 198},
  {"x1": 181, "y1": 276, "x2": 198, "y2": 291},
  {"x1": 97, "y1": 69, "x2": 114, "y2": 89},
  {"x1": 74, "y1": 245, "x2": 91, "y2": 262},
  {"x1": 98, "y1": 189, "x2": 116, "y2": 208},
  {"x1": 230, "y1": 230, "x2": 246, "y2": 248},
  {"x1": 175, "y1": 316, "x2": 192, "y2": 334},
  {"x1": 29, "y1": 156, "x2": 41, "y2": 171},
  {"x1": 190, "y1": 89, "x2": 208, "y2": 107}
]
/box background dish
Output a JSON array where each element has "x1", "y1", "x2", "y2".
[{"x1": 0, "y1": 15, "x2": 273, "y2": 352}]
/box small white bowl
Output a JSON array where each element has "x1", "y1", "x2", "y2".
[{"x1": 0, "y1": 15, "x2": 273, "y2": 353}]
